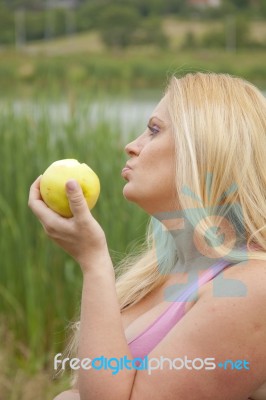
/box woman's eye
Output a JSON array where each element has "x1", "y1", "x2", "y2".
[{"x1": 147, "y1": 124, "x2": 160, "y2": 136}]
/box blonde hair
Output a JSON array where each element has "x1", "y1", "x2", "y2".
[{"x1": 64, "y1": 72, "x2": 266, "y2": 386}]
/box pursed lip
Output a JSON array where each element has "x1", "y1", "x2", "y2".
[
  {"x1": 122, "y1": 163, "x2": 133, "y2": 171},
  {"x1": 121, "y1": 163, "x2": 133, "y2": 177}
]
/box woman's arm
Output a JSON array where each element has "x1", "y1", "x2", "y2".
[
  {"x1": 29, "y1": 178, "x2": 136, "y2": 400},
  {"x1": 76, "y1": 252, "x2": 136, "y2": 400}
]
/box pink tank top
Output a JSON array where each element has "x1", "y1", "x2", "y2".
[{"x1": 127, "y1": 256, "x2": 243, "y2": 360}]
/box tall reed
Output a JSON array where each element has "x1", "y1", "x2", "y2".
[{"x1": 0, "y1": 92, "x2": 149, "y2": 377}]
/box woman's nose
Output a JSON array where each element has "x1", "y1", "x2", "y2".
[{"x1": 124, "y1": 138, "x2": 140, "y2": 156}]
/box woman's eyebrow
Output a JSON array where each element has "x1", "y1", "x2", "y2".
[{"x1": 148, "y1": 116, "x2": 165, "y2": 125}]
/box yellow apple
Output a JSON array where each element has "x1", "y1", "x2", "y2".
[{"x1": 40, "y1": 159, "x2": 100, "y2": 217}]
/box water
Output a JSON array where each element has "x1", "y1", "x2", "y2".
[
  {"x1": 0, "y1": 94, "x2": 160, "y2": 142},
  {"x1": 1, "y1": 89, "x2": 265, "y2": 142}
]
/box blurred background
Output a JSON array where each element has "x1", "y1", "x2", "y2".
[{"x1": 0, "y1": 0, "x2": 265, "y2": 399}]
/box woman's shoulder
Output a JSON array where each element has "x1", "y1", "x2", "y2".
[
  {"x1": 221, "y1": 257, "x2": 266, "y2": 288},
  {"x1": 198, "y1": 257, "x2": 266, "y2": 306},
  {"x1": 53, "y1": 389, "x2": 80, "y2": 400}
]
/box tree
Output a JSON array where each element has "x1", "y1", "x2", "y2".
[
  {"x1": 130, "y1": 0, "x2": 164, "y2": 17},
  {"x1": 230, "y1": 0, "x2": 250, "y2": 9},
  {"x1": 4, "y1": 0, "x2": 44, "y2": 10},
  {"x1": 99, "y1": 5, "x2": 141, "y2": 48},
  {"x1": 132, "y1": 17, "x2": 169, "y2": 48},
  {"x1": 76, "y1": 2, "x2": 101, "y2": 31},
  {"x1": 0, "y1": 3, "x2": 14, "y2": 44},
  {"x1": 260, "y1": 0, "x2": 266, "y2": 17},
  {"x1": 201, "y1": 15, "x2": 251, "y2": 49}
]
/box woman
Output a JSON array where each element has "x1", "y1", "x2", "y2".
[{"x1": 29, "y1": 72, "x2": 266, "y2": 400}]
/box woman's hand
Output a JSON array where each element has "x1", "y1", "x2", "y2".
[{"x1": 28, "y1": 176, "x2": 107, "y2": 272}]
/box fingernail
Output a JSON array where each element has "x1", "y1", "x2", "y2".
[{"x1": 66, "y1": 179, "x2": 78, "y2": 191}]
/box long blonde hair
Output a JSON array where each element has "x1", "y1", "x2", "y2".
[{"x1": 65, "y1": 72, "x2": 266, "y2": 385}]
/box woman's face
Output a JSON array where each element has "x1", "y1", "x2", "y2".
[{"x1": 122, "y1": 95, "x2": 179, "y2": 215}]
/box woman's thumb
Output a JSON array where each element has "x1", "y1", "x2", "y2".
[{"x1": 66, "y1": 179, "x2": 89, "y2": 217}]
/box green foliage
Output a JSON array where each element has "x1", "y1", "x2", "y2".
[
  {"x1": 25, "y1": 8, "x2": 71, "y2": 41},
  {"x1": 132, "y1": 17, "x2": 169, "y2": 48},
  {"x1": 201, "y1": 15, "x2": 252, "y2": 49},
  {"x1": 0, "y1": 0, "x2": 265, "y2": 46},
  {"x1": 95, "y1": 4, "x2": 169, "y2": 49},
  {"x1": 201, "y1": 27, "x2": 226, "y2": 48},
  {"x1": 262, "y1": 0, "x2": 266, "y2": 17},
  {"x1": 162, "y1": 0, "x2": 189, "y2": 14},
  {"x1": 181, "y1": 31, "x2": 199, "y2": 49},
  {"x1": 130, "y1": 0, "x2": 165, "y2": 17},
  {"x1": 4, "y1": 0, "x2": 43, "y2": 10},
  {"x1": 0, "y1": 4, "x2": 15, "y2": 44},
  {"x1": 0, "y1": 49, "x2": 266, "y2": 92},
  {"x1": 99, "y1": 5, "x2": 141, "y2": 48},
  {"x1": 229, "y1": 0, "x2": 250, "y2": 9},
  {"x1": 76, "y1": 2, "x2": 100, "y2": 31},
  {"x1": 234, "y1": 15, "x2": 251, "y2": 47},
  {"x1": 25, "y1": 11, "x2": 45, "y2": 40}
]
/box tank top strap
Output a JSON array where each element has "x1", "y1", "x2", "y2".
[{"x1": 172, "y1": 244, "x2": 248, "y2": 304}]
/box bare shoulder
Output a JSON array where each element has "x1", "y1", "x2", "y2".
[
  {"x1": 196, "y1": 260, "x2": 266, "y2": 300},
  {"x1": 53, "y1": 389, "x2": 80, "y2": 400},
  {"x1": 129, "y1": 257, "x2": 266, "y2": 400},
  {"x1": 223, "y1": 257, "x2": 266, "y2": 278},
  {"x1": 203, "y1": 257, "x2": 266, "y2": 300}
]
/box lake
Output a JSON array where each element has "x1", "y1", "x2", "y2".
[
  {"x1": 1, "y1": 89, "x2": 265, "y2": 142},
  {"x1": 0, "y1": 92, "x2": 161, "y2": 142}
]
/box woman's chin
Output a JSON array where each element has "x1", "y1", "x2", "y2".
[
  {"x1": 123, "y1": 183, "x2": 141, "y2": 204},
  {"x1": 122, "y1": 184, "x2": 134, "y2": 201}
]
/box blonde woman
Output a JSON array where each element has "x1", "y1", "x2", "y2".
[{"x1": 29, "y1": 72, "x2": 266, "y2": 400}]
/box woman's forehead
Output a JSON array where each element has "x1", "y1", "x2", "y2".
[{"x1": 151, "y1": 96, "x2": 169, "y2": 120}]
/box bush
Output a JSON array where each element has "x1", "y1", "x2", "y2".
[
  {"x1": 25, "y1": 11, "x2": 45, "y2": 41},
  {"x1": 201, "y1": 28, "x2": 225, "y2": 48}
]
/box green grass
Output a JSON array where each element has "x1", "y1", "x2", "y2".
[
  {"x1": 0, "y1": 93, "x2": 149, "y2": 398},
  {"x1": 0, "y1": 47, "x2": 266, "y2": 95}
]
